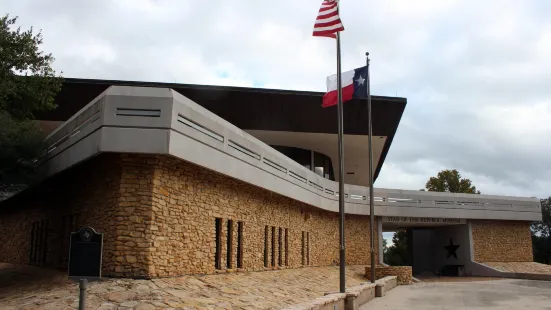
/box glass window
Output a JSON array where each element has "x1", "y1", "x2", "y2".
[
  {"x1": 314, "y1": 151, "x2": 334, "y2": 180},
  {"x1": 271, "y1": 145, "x2": 312, "y2": 170},
  {"x1": 271, "y1": 145, "x2": 335, "y2": 181}
]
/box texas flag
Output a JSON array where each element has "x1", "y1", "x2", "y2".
[{"x1": 322, "y1": 66, "x2": 368, "y2": 108}]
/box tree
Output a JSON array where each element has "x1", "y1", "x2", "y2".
[
  {"x1": 532, "y1": 197, "x2": 551, "y2": 264},
  {"x1": 384, "y1": 170, "x2": 481, "y2": 266},
  {"x1": 383, "y1": 231, "x2": 410, "y2": 266},
  {"x1": 0, "y1": 14, "x2": 62, "y2": 198},
  {"x1": 0, "y1": 15, "x2": 62, "y2": 118},
  {"x1": 425, "y1": 169, "x2": 480, "y2": 194}
]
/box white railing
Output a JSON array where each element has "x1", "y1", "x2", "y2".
[
  {"x1": 39, "y1": 86, "x2": 542, "y2": 215},
  {"x1": 167, "y1": 90, "x2": 540, "y2": 213}
]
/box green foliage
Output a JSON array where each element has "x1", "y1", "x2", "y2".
[
  {"x1": 532, "y1": 197, "x2": 551, "y2": 238},
  {"x1": 383, "y1": 231, "x2": 410, "y2": 266},
  {"x1": 0, "y1": 110, "x2": 45, "y2": 196},
  {"x1": 0, "y1": 14, "x2": 62, "y2": 119},
  {"x1": 425, "y1": 169, "x2": 481, "y2": 194},
  {"x1": 532, "y1": 197, "x2": 551, "y2": 264},
  {"x1": 0, "y1": 14, "x2": 62, "y2": 198}
]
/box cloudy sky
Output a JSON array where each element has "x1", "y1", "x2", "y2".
[{"x1": 3, "y1": 0, "x2": 551, "y2": 199}]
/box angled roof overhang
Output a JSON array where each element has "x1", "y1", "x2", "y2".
[
  {"x1": 3, "y1": 85, "x2": 539, "y2": 222},
  {"x1": 36, "y1": 78, "x2": 407, "y2": 184}
]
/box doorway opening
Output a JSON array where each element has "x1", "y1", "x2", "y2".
[{"x1": 382, "y1": 218, "x2": 471, "y2": 278}]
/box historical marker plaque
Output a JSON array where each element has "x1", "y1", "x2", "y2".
[{"x1": 68, "y1": 227, "x2": 103, "y2": 281}]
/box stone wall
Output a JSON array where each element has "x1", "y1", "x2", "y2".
[
  {"x1": 0, "y1": 154, "x2": 379, "y2": 278},
  {"x1": 471, "y1": 220, "x2": 533, "y2": 262},
  {"x1": 110, "y1": 155, "x2": 157, "y2": 277},
  {"x1": 365, "y1": 266, "x2": 412, "y2": 285},
  {"x1": 145, "y1": 155, "x2": 378, "y2": 277},
  {"x1": 0, "y1": 154, "x2": 123, "y2": 274}
]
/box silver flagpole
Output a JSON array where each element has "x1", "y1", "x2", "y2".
[
  {"x1": 336, "y1": 32, "x2": 346, "y2": 293},
  {"x1": 366, "y1": 52, "x2": 376, "y2": 283}
]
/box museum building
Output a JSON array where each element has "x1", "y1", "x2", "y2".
[{"x1": 0, "y1": 79, "x2": 542, "y2": 278}]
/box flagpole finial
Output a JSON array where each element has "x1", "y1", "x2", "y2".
[{"x1": 365, "y1": 52, "x2": 369, "y2": 57}]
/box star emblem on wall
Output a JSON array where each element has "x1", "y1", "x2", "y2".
[{"x1": 444, "y1": 238, "x2": 460, "y2": 259}]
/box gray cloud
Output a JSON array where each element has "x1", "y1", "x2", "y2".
[{"x1": 2, "y1": 0, "x2": 550, "y2": 198}]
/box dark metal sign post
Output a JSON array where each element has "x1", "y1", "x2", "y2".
[{"x1": 68, "y1": 227, "x2": 103, "y2": 310}]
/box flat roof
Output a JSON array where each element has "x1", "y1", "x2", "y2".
[{"x1": 37, "y1": 78, "x2": 407, "y2": 181}]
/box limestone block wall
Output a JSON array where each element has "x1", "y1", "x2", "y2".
[
  {"x1": 365, "y1": 266, "x2": 412, "y2": 285},
  {"x1": 111, "y1": 155, "x2": 157, "y2": 277},
  {"x1": 2, "y1": 152, "x2": 537, "y2": 279},
  {"x1": 145, "y1": 155, "x2": 378, "y2": 277},
  {"x1": 471, "y1": 220, "x2": 533, "y2": 262},
  {"x1": 0, "y1": 154, "x2": 123, "y2": 274},
  {"x1": 0, "y1": 154, "x2": 379, "y2": 278}
]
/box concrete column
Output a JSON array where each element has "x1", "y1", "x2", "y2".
[
  {"x1": 407, "y1": 229, "x2": 414, "y2": 267},
  {"x1": 378, "y1": 218, "x2": 384, "y2": 265},
  {"x1": 467, "y1": 220, "x2": 475, "y2": 261},
  {"x1": 310, "y1": 150, "x2": 315, "y2": 173}
]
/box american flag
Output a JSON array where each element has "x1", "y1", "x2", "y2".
[{"x1": 312, "y1": 0, "x2": 345, "y2": 38}]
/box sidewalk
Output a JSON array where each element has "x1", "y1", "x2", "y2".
[{"x1": 360, "y1": 279, "x2": 551, "y2": 310}]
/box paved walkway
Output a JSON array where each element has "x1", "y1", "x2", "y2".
[
  {"x1": 0, "y1": 263, "x2": 367, "y2": 309},
  {"x1": 360, "y1": 279, "x2": 551, "y2": 310}
]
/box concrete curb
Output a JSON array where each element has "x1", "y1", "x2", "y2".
[
  {"x1": 375, "y1": 276, "x2": 398, "y2": 297},
  {"x1": 500, "y1": 272, "x2": 551, "y2": 281},
  {"x1": 343, "y1": 282, "x2": 377, "y2": 310},
  {"x1": 285, "y1": 277, "x2": 398, "y2": 310},
  {"x1": 281, "y1": 293, "x2": 346, "y2": 310},
  {"x1": 469, "y1": 262, "x2": 551, "y2": 281}
]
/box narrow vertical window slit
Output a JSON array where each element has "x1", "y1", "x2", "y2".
[
  {"x1": 237, "y1": 221, "x2": 243, "y2": 269},
  {"x1": 226, "y1": 220, "x2": 233, "y2": 269},
  {"x1": 264, "y1": 226, "x2": 269, "y2": 268}
]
